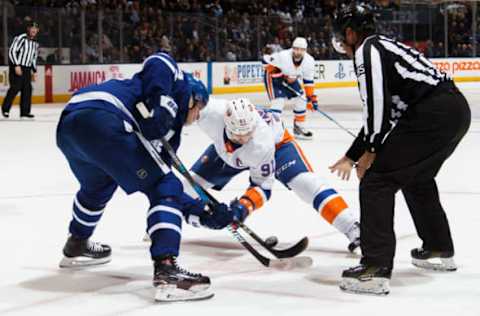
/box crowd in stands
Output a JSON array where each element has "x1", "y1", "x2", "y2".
[{"x1": 2, "y1": 0, "x2": 479, "y2": 64}]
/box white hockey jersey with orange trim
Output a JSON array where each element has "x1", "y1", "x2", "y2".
[
  {"x1": 197, "y1": 98, "x2": 293, "y2": 211},
  {"x1": 263, "y1": 48, "x2": 315, "y2": 85}
]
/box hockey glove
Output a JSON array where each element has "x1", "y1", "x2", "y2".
[
  {"x1": 201, "y1": 203, "x2": 233, "y2": 230},
  {"x1": 181, "y1": 194, "x2": 232, "y2": 230},
  {"x1": 307, "y1": 95, "x2": 319, "y2": 111},
  {"x1": 229, "y1": 199, "x2": 250, "y2": 223}
]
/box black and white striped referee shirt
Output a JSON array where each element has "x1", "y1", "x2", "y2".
[
  {"x1": 347, "y1": 34, "x2": 451, "y2": 159},
  {"x1": 8, "y1": 33, "x2": 39, "y2": 72}
]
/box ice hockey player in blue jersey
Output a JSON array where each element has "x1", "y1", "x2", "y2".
[{"x1": 56, "y1": 52, "x2": 233, "y2": 302}]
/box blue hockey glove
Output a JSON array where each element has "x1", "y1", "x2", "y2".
[
  {"x1": 201, "y1": 202, "x2": 233, "y2": 230},
  {"x1": 229, "y1": 199, "x2": 249, "y2": 223},
  {"x1": 181, "y1": 194, "x2": 233, "y2": 230}
]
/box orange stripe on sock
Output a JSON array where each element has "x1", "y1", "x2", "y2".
[
  {"x1": 321, "y1": 196, "x2": 348, "y2": 224},
  {"x1": 292, "y1": 141, "x2": 313, "y2": 172},
  {"x1": 294, "y1": 114, "x2": 306, "y2": 122}
]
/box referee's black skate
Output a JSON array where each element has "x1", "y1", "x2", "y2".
[
  {"x1": 293, "y1": 122, "x2": 313, "y2": 140},
  {"x1": 20, "y1": 114, "x2": 35, "y2": 120},
  {"x1": 340, "y1": 264, "x2": 391, "y2": 296},
  {"x1": 153, "y1": 255, "x2": 213, "y2": 302},
  {"x1": 59, "y1": 235, "x2": 111, "y2": 268},
  {"x1": 411, "y1": 248, "x2": 457, "y2": 272}
]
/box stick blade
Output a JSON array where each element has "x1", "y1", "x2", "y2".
[{"x1": 270, "y1": 237, "x2": 309, "y2": 258}]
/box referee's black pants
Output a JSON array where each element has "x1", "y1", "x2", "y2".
[
  {"x1": 2, "y1": 64, "x2": 33, "y2": 116},
  {"x1": 359, "y1": 83, "x2": 471, "y2": 269}
]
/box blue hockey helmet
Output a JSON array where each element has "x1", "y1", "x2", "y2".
[{"x1": 184, "y1": 72, "x2": 209, "y2": 107}]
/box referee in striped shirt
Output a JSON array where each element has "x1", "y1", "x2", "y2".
[
  {"x1": 329, "y1": 3, "x2": 471, "y2": 295},
  {"x1": 2, "y1": 21, "x2": 40, "y2": 119}
]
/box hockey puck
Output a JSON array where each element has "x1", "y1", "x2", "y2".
[{"x1": 265, "y1": 236, "x2": 279, "y2": 248}]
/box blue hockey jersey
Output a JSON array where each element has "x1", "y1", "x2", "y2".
[{"x1": 63, "y1": 53, "x2": 192, "y2": 166}]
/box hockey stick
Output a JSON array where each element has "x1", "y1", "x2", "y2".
[
  {"x1": 154, "y1": 135, "x2": 307, "y2": 266},
  {"x1": 166, "y1": 142, "x2": 309, "y2": 263},
  {"x1": 136, "y1": 103, "x2": 310, "y2": 267},
  {"x1": 281, "y1": 81, "x2": 357, "y2": 138},
  {"x1": 198, "y1": 184, "x2": 308, "y2": 259}
]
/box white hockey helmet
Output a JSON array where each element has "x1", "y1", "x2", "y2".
[
  {"x1": 292, "y1": 37, "x2": 308, "y2": 49},
  {"x1": 224, "y1": 98, "x2": 258, "y2": 137}
]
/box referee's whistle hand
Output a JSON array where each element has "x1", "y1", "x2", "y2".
[
  {"x1": 329, "y1": 156, "x2": 354, "y2": 181},
  {"x1": 356, "y1": 151, "x2": 376, "y2": 180}
]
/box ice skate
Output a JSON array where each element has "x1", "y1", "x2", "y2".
[
  {"x1": 346, "y1": 222, "x2": 361, "y2": 253},
  {"x1": 340, "y1": 264, "x2": 391, "y2": 296},
  {"x1": 153, "y1": 255, "x2": 214, "y2": 302},
  {"x1": 59, "y1": 235, "x2": 111, "y2": 268},
  {"x1": 20, "y1": 114, "x2": 35, "y2": 120},
  {"x1": 293, "y1": 122, "x2": 313, "y2": 140},
  {"x1": 411, "y1": 248, "x2": 457, "y2": 272}
]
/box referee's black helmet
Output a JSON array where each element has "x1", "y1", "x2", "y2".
[{"x1": 332, "y1": 2, "x2": 376, "y2": 43}]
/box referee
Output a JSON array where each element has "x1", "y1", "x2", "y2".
[
  {"x1": 329, "y1": 3, "x2": 471, "y2": 295},
  {"x1": 1, "y1": 21, "x2": 40, "y2": 119}
]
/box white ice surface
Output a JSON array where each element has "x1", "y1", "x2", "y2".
[{"x1": 0, "y1": 84, "x2": 479, "y2": 316}]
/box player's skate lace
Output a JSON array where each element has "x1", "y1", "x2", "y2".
[
  {"x1": 171, "y1": 257, "x2": 202, "y2": 277},
  {"x1": 87, "y1": 241, "x2": 105, "y2": 253}
]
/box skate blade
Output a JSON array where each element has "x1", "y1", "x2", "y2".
[
  {"x1": 155, "y1": 284, "x2": 214, "y2": 302},
  {"x1": 339, "y1": 277, "x2": 390, "y2": 296},
  {"x1": 269, "y1": 256, "x2": 313, "y2": 270},
  {"x1": 412, "y1": 258, "x2": 457, "y2": 272},
  {"x1": 59, "y1": 255, "x2": 111, "y2": 268},
  {"x1": 293, "y1": 134, "x2": 313, "y2": 141}
]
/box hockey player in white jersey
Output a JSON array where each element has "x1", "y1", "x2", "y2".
[
  {"x1": 186, "y1": 97, "x2": 360, "y2": 252},
  {"x1": 263, "y1": 37, "x2": 318, "y2": 140}
]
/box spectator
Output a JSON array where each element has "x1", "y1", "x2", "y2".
[{"x1": 5, "y1": 0, "x2": 479, "y2": 62}]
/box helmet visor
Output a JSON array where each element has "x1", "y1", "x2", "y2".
[{"x1": 331, "y1": 35, "x2": 347, "y2": 55}]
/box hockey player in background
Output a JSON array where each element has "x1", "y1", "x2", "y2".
[
  {"x1": 329, "y1": 3, "x2": 471, "y2": 295},
  {"x1": 56, "y1": 52, "x2": 233, "y2": 302},
  {"x1": 262, "y1": 37, "x2": 318, "y2": 140},
  {"x1": 184, "y1": 97, "x2": 360, "y2": 252}
]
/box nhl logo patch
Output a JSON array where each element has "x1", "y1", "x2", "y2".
[{"x1": 136, "y1": 169, "x2": 148, "y2": 179}]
